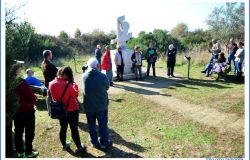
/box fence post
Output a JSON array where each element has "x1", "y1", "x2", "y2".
[{"x1": 184, "y1": 56, "x2": 191, "y2": 80}]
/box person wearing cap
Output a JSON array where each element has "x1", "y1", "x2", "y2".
[
  {"x1": 166, "y1": 44, "x2": 177, "y2": 78},
  {"x1": 82, "y1": 58, "x2": 112, "y2": 149},
  {"x1": 7, "y1": 63, "x2": 39, "y2": 158},
  {"x1": 102, "y1": 45, "x2": 114, "y2": 86},
  {"x1": 95, "y1": 44, "x2": 102, "y2": 70},
  {"x1": 131, "y1": 45, "x2": 143, "y2": 81},
  {"x1": 114, "y1": 46, "x2": 124, "y2": 81},
  {"x1": 25, "y1": 68, "x2": 43, "y2": 87}
]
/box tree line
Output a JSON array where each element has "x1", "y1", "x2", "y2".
[{"x1": 6, "y1": 2, "x2": 244, "y2": 66}]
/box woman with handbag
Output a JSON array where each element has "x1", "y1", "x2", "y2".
[{"x1": 49, "y1": 66, "x2": 86, "y2": 154}]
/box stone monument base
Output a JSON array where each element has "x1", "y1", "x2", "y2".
[
  {"x1": 112, "y1": 68, "x2": 147, "y2": 81},
  {"x1": 110, "y1": 49, "x2": 147, "y2": 80}
]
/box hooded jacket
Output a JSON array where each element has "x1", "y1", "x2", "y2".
[{"x1": 82, "y1": 68, "x2": 109, "y2": 112}]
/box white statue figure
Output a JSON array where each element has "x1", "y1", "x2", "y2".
[
  {"x1": 110, "y1": 15, "x2": 146, "y2": 80},
  {"x1": 111, "y1": 15, "x2": 132, "y2": 48}
]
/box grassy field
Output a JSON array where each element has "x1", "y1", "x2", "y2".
[{"x1": 14, "y1": 54, "x2": 244, "y2": 158}]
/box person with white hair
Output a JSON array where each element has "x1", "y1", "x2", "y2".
[
  {"x1": 25, "y1": 68, "x2": 43, "y2": 87},
  {"x1": 94, "y1": 44, "x2": 102, "y2": 70},
  {"x1": 166, "y1": 44, "x2": 177, "y2": 78},
  {"x1": 82, "y1": 58, "x2": 112, "y2": 149}
]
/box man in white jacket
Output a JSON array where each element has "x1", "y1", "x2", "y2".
[
  {"x1": 234, "y1": 42, "x2": 244, "y2": 77},
  {"x1": 114, "y1": 46, "x2": 124, "y2": 81}
]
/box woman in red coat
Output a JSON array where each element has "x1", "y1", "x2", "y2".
[
  {"x1": 49, "y1": 66, "x2": 86, "y2": 154},
  {"x1": 102, "y1": 45, "x2": 114, "y2": 86}
]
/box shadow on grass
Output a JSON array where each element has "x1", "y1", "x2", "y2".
[
  {"x1": 35, "y1": 96, "x2": 48, "y2": 111},
  {"x1": 78, "y1": 122, "x2": 143, "y2": 158},
  {"x1": 113, "y1": 83, "x2": 171, "y2": 96},
  {"x1": 171, "y1": 77, "x2": 235, "y2": 89}
]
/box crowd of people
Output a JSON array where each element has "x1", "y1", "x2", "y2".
[
  {"x1": 6, "y1": 38, "x2": 244, "y2": 158},
  {"x1": 201, "y1": 38, "x2": 245, "y2": 80}
]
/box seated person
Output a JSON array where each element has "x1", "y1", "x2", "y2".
[
  {"x1": 212, "y1": 53, "x2": 230, "y2": 80},
  {"x1": 201, "y1": 58, "x2": 218, "y2": 77},
  {"x1": 202, "y1": 52, "x2": 226, "y2": 77},
  {"x1": 25, "y1": 68, "x2": 43, "y2": 86},
  {"x1": 25, "y1": 68, "x2": 47, "y2": 96}
]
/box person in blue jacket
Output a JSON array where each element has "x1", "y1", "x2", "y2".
[
  {"x1": 25, "y1": 68, "x2": 43, "y2": 87},
  {"x1": 82, "y1": 58, "x2": 112, "y2": 149}
]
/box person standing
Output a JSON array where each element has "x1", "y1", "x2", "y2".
[
  {"x1": 209, "y1": 39, "x2": 221, "y2": 62},
  {"x1": 82, "y1": 58, "x2": 112, "y2": 149},
  {"x1": 227, "y1": 38, "x2": 238, "y2": 74},
  {"x1": 114, "y1": 46, "x2": 124, "y2": 81},
  {"x1": 234, "y1": 42, "x2": 245, "y2": 77},
  {"x1": 10, "y1": 64, "x2": 39, "y2": 158},
  {"x1": 49, "y1": 66, "x2": 86, "y2": 154},
  {"x1": 131, "y1": 45, "x2": 143, "y2": 81},
  {"x1": 41, "y1": 50, "x2": 58, "y2": 88},
  {"x1": 166, "y1": 44, "x2": 177, "y2": 78},
  {"x1": 95, "y1": 44, "x2": 102, "y2": 69},
  {"x1": 41, "y1": 50, "x2": 58, "y2": 114},
  {"x1": 102, "y1": 45, "x2": 114, "y2": 86},
  {"x1": 146, "y1": 43, "x2": 157, "y2": 77}
]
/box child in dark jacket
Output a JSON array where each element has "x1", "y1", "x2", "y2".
[{"x1": 131, "y1": 45, "x2": 143, "y2": 81}]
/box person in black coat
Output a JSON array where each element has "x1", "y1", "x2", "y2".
[
  {"x1": 146, "y1": 43, "x2": 157, "y2": 77},
  {"x1": 166, "y1": 44, "x2": 177, "y2": 78}
]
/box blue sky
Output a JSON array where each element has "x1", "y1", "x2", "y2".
[{"x1": 4, "y1": 0, "x2": 245, "y2": 37}]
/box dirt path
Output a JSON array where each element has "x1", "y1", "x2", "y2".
[{"x1": 75, "y1": 72, "x2": 244, "y2": 136}]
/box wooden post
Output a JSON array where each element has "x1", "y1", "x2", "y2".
[
  {"x1": 185, "y1": 56, "x2": 191, "y2": 80},
  {"x1": 188, "y1": 58, "x2": 190, "y2": 80},
  {"x1": 73, "y1": 56, "x2": 77, "y2": 73}
]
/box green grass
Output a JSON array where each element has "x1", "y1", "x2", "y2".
[
  {"x1": 30, "y1": 93, "x2": 244, "y2": 158},
  {"x1": 158, "y1": 58, "x2": 245, "y2": 116},
  {"x1": 13, "y1": 55, "x2": 244, "y2": 158}
]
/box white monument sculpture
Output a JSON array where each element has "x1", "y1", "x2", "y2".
[
  {"x1": 110, "y1": 15, "x2": 146, "y2": 80},
  {"x1": 111, "y1": 15, "x2": 132, "y2": 47}
]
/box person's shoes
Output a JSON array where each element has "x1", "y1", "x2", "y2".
[
  {"x1": 205, "y1": 74, "x2": 209, "y2": 77},
  {"x1": 99, "y1": 141, "x2": 113, "y2": 149},
  {"x1": 140, "y1": 78, "x2": 143, "y2": 81},
  {"x1": 24, "y1": 151, "x2": 39, "y2": 158},
  {"x1": 171, "y1": 75, "x2": 175, "y2": 77},
  {"x1": 201, "y1": 70, "x2": 206, "y2": 73},
  {"x1": 91, "y1": 143, "x2": 99, "y2": 148},
  {"x1": 17, "y1": 152, "x2": 25, "y2": 158},
  {"x1": 167, "y1": 75, "x2": 171, "y2": 78},
  {"x1": 63, "y1": 141, "x2": 72, "y2": 151},
  {"x1": 75, "y1": 144, "x2": 86, "y2": 154}
]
